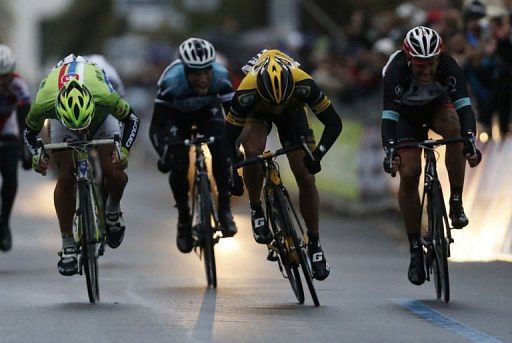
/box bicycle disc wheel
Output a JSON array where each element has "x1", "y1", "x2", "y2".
[
  {"x1": 276, "y1": 190, "x2": 319, "y2": 307},
  {"x1": 199, "y1": 177, "x2": 217, "y2": 288},
  {"x1": 79, "y1": 182, "x2": 100, "y2": 303},
  {"x1": 269, "y1": 212, "x2": 304, "y2": 304},
  {"x1": 430, "y1": 183, "x2": 450, "y2": 303}
]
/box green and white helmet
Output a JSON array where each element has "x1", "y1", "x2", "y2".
[{"x1": 55, "y1": 79, "x2": 95, "y2": 130}]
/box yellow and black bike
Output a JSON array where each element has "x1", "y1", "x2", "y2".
[{"x1": 237, "y1": 138, "x2": 320, "y2": 306}]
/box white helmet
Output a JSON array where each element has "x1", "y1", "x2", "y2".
[
  {"x1": 403, "y1": 26, "x2": 443, "y2": 59},
  {"x1": 179, "y1": 38, "x2": 216, "y2": 70},
  {"x1": 0, "y1": 44, "x2": 15, "y2": 74}
]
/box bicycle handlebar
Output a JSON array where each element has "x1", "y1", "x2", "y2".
[
  {"x1": 236, "y1": 136, "x2": 314, "y2": 168},
  {"x1": 393, "y1": 137, "x2": 468, "y2": 150},
  {"x1": 387, "y1": 136, "x2": 470, "y2": 177},
  {"x1": 168, "y1": 135, "x2": 216, "y2": 147},
  {"x1": 36, "y1": 133, "x2": 122, "y2": 161}
]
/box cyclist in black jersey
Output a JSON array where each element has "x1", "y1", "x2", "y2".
[
  {"x1": 150, "y1": 38, "x2": 238, "y2": 253},
  {"x1": 225, "y1": 49, "x2": 342, "y2": 281},
  {"x1": 381, "y1": 26, "x2": 481, "y2": 286}
]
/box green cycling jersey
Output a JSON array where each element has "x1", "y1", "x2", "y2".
[{"x1": 26, "y1": 59, "x2": 130, "y2": 132}]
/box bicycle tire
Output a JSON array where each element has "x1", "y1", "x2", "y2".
[
  {"x1": 199, "y1": 176, "x2": 217, "y2": 288},
  {"x1": 276, "y1": 190, "x2": 319, "y2": 306},
  {"x1": 79, "y1": 181, "x2": 100, "y2": 303},
  {"x1": 429, "y1": 182, "x2": 450, "y2": 303},
  {"x1": 268, "y1": 200, "x2": 305, "y2": 304}
]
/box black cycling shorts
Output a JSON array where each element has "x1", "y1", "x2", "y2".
[
  {"x1": 396, "y1": 98, "x2": 453, "y2": 143},
  {"x1": 248, "y1": 106, "x2": 316, "y2": 148}
]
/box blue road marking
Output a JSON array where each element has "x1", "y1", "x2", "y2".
[{"x1": 393, "y1": 298, "x2": 503, "y2": 343}]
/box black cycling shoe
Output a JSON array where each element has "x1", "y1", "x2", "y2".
[
  {"x1": 250, "y1": 204, "x2": 272, "y2": 244},
  {"x1": 408, "y1": 249, "x2": 426, "y2": 285},
  {"x1": 176, "y1": 212, "x2": 193, "y2": 253},
  {"x1": 58, "y1": 246, "x2": 78, "y2": 276},
  {"x1": 219, "y1": 211, "x2": 238, "y2": 237},
  {"x1": 105, "y1": 212, "x2": 126, "y2": 249},
  {"x1": 308, "y1": 240, "x2": 330, "y2": 281},
  {"x1": 0, "y1": 222, "x2": 12, "y2": 252},
  {"x1": 449, "y1": 197, "x2": 468, "y2": 229}
]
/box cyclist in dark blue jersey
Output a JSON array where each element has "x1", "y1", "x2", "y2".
[
  {"x1": 381, "y1": 26, "x2": 481, "y2": 286},
  {"x1": 149, "y1": 38, "x2": 237, "y2": 253}
]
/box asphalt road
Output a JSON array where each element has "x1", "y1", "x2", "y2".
[{"x1": 0, "y1": 162, "x2": 510, "y2": 343}]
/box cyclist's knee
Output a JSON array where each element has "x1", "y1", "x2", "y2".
[
  {"x1": 399, "y1": 166, "x2": 421, "y2": 190},
  {"x1": 243, "y1": 143, "x2": 264, "y2": 158}
]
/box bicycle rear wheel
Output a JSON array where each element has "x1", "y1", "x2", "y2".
[
  {"x1": 429, "y1": 182, "x2": 450, "y2": 303},
  {"x1": 275, "y1": 190, "x2": 319, "y2": 307},
  {"x1": 268, "y1": 205, "x2": 304, "y2": 304},
  {"x1": 198, "y1": 177, "x2": 217, "y2": 288},
  {"x1": 79, "y1": 182, "x2": 100, "y2": 303}
]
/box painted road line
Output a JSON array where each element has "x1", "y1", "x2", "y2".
[{"x1": 393, "y1": 298, "x2": 503, "y2": 343}]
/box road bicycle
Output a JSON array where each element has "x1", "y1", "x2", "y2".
[
  {"x1": 163, "y1": 132, "x2": 223, "y2": 288},
  {"x1": 237, "y1": 139, "x2": 320, "y2": 306},
  {"x1": 37, "y1": 133, "x2": 121, "y2": 303},
  {"x1": 389, "y1": 136, "x2": 470, "y2": 303}
]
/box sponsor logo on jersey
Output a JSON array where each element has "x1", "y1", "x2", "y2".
[
  {"x1": 61, "y1": 73, "x2": 79, "y2": 84},
  {"x1": 238, "y1": 91, "x2": 257, "y2": 106},
  {"x1": 446, "y1": 76, "x2": 457, "y2": 93}
]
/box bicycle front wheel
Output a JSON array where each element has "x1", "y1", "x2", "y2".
[
  {"x1": 429, "y1": 182, "x2": 450, "y2": 303},
  {"x1": 275, "y1": 190, "x2": 319, "y2": 307},
  {"x1": 78, "y1": 181, "x2": 100, "y2": 303},
  {"x1": 198, "y1": 176, "x2": 217, "y2": 288},
  {"x1": 268, "y1": 208, "x2": 305, "y2": 304}
]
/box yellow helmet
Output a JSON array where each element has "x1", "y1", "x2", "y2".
[
  {"x1": 255, "y1": 50, "x2": 295, "y2": 105},
  {"x1": 55, "y1": 79, "x2": 95, "y2": 130}
]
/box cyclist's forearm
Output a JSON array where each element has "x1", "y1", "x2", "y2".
[
  {"x1": 456, "y1": 106, "x2": 477, "y2": 135},
  {"x1": 381, "y1": 118, "x2": 397, "y2": 149},
  {"x1": 149, "y1": 105, "x2": 168, "y2": 154},
  {"x1": 225, "y1": 122, "x2": 243, "y2": 162},
  {"x1": 23, "y1": 127, "x2": 39, "y2": 155},
  {"x1": 315, "y1": 105, "x2": 342, "y2": 157},
  {"x1": 120, "y1": 110, "x2": 140, "y2": 150}
]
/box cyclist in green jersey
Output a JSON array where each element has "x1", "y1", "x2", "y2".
[{"x1": 24, "y1": 54, "x2": 140, "y2": 276}]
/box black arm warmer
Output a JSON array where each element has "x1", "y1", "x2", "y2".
[
  {"x1": 456, "y1": 106, "x2": 477, "y2": 135},
  {"x1": 381, "y1": 119, "x2": 398, "y2": 150},
  {"x1": 120, "y1": 108, "x2": 140, "y2": 150},
  {"x1": 224, "y1": 121, "x2": 243, "y2": 163},
  {"x1": 149, "y1": 103, "x2": 168, "y2": 155},
  {"x1": 315, "y1": 104, "x2": 342, "y2": 157}
]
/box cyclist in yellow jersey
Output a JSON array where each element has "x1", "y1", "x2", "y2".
[
  {"x1": 24, "y1": 54, "x2": 140, "y2": 276},
  {"x1": 225, "y1": 49, "x2": 342, "y2": 280}
]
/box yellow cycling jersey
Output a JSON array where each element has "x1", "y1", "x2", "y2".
[{"x1": 227, "y1": 55, "x2": 332, "y2": 127}]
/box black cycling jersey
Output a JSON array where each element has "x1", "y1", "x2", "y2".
[{"x1": 381, "y1": 50, "x2": 476, "y2": 147}]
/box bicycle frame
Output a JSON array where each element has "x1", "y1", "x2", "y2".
[
  {"x1": 420, "y1": 148, "x2": 454, "y2": 253},
  {"x1": 190, "y1": 138, "x2": 220, "y2": 244}
]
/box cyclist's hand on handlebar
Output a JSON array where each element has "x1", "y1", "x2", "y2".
[
  {"x1": 32, "y1": 152, "x2": 49, "y2": 175},
  {"x1": 113, "y1": 146, "x2": 129, "y2": 170},
  {"x1": 303, "y1": 148, "x2": 323, "y2": 175},
  {"x1": 462, "y1": 132, "x2": 482, "y2": 168}
]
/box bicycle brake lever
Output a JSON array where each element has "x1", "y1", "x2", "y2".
[{"x1": 300, "y1": 136, "x2": 315, "y2": 161}]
